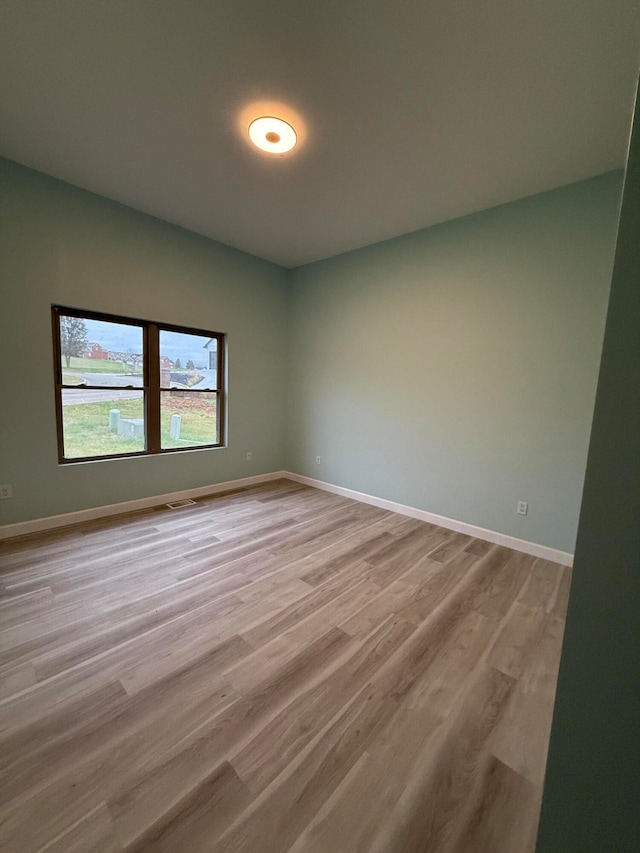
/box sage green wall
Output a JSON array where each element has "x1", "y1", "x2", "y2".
[
  {"x1": 287, "y1": 173, "x2": 623, "y2": 553},
  {"x1": 536, "y1": 85, "x2": 640, "y2": 852},
  {"x1": 0, "y1": 158, "x2": 624, "y2": 550},
  {"x1": 0, "y1": 158, "x2": 288, "y2": 525}
]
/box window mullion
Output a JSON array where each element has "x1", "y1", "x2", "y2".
[{"x1": 146, "y1": 324, "x2": 161, "y2": 453}]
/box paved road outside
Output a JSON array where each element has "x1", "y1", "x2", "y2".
[
  {"x1": 62, "y1": 389, "x2": 142, "y2": 405},
  {"x1": 62, "y1": 372, "x2": 143, "y2": 405},
  {"x1": 61, "y1": 369, "x2": 216, "y2": 404}
]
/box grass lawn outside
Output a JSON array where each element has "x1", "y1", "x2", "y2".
[
  {"x1": 62, "y1": 395, "x2": 218, "y2": 458},
  {"x1": 62, "y1": 356, "x2": 143, "y2": 375}
]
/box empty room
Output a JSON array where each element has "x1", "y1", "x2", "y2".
[{"x1": 1, "y1": 2, "x2": 639, "y2": 852}]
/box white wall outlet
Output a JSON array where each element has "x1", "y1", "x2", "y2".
[
  {"x1": 0, "y1": 484, "x2": 13, "y2": 500},
  {"x1": 316, "y1": 456, "x2": 321, "y2": 464},
  {"x1": 246, "y1": 452, "x2": 252, "y2": 461},
  {"x1": 517, "y1": 500, "x2": 528, "y2": 516}
]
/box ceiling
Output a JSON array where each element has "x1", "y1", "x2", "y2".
[{"x1": 1, "y1": 1, "x2": 639, "y2": 268}]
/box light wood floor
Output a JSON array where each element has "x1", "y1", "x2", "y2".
[{"x1": 0, "y1": 479, "x2": 570, "y2": 852}]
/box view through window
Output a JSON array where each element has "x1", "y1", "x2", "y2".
[{"x1": 53, "y1": 307, "x2": 225, "y2": 461}]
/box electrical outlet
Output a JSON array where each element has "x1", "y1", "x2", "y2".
[
  {"x1": 246, "y1": 452, "x2": 252, "y2": 461},
  {"x1": 315, "y1": 456, "x2": 321, "y2": 464},
  {"x1": 0, "y1": 484, "x2": 13, "y2": 500},
  {"x1": 517, "y1": 500, "x2": 528, "y2": 516}
]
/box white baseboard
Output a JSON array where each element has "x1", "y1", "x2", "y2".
[
  {"x1": 284, "y1": 472, "x2": 574, "y2": 566},
  {"x1": 0, "y1": 469, "x2": 574, "y2": 566},
  {"x1": 0, "y1": 471, "x2": 288, "y2": 541}
]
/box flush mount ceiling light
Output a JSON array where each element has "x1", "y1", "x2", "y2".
[{"x1": 248, "y1": 116, "x2": 297, "y2": 155}]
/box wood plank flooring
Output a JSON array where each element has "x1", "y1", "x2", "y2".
[{"x1": 0, "y1": 479, "x2": 570, "y2": 852}]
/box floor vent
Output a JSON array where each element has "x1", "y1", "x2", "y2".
[{"x1": 165, "y1": 498, "x2": 197, "y2": 509}]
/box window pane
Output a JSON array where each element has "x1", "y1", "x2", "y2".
[
  {"x1": 60, "y1": 315, "x2": 144, "y2": 387},
  {"x1": 159, "y1": 330, "x2": 217, "y2": 389},
  {"x1": 160, "y1": 391, "x2": 218, "y2": 449},
  {"x1": 61, "y1": 390, "x2": 145, "y2": 458}
]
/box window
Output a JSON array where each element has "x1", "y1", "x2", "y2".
[{"x1": 52, "y1": 306, "x2": 225, "y2": 462}]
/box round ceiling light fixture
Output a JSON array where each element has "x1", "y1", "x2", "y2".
[{"x1": 248, "y1": 116, "x2": 297, "y2": 155}]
